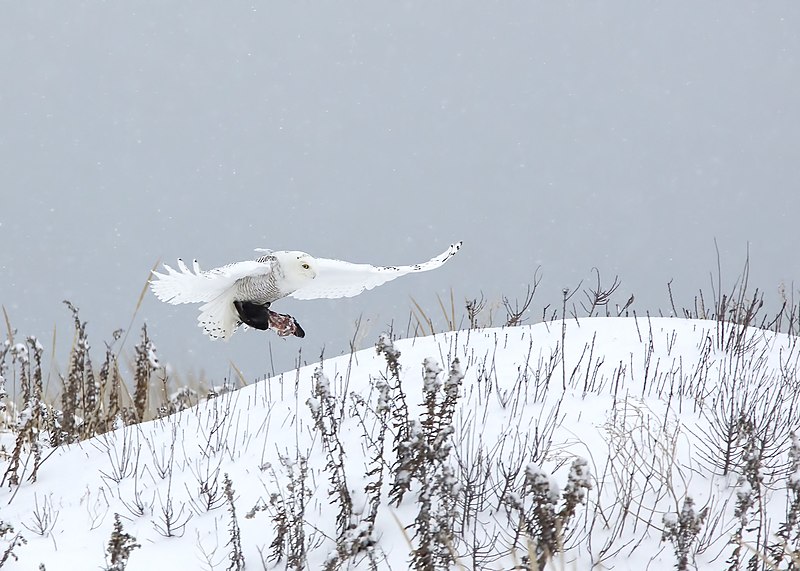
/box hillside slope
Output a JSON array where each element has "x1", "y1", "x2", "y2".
[{"x1": 2, "y1": 316, "x2": 800, "y2": 570}]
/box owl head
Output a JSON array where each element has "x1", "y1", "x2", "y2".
[{"x1": 273, "y1": 250, "x2": 317, "y2": 291}]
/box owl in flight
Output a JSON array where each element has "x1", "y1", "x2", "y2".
[{"x1": 150, "y1": 242, "x2": 462, "y2": 340}]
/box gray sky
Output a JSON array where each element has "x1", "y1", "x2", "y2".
[{"x1": 1, "y1": 3, "x2": 798, "y2": 382}]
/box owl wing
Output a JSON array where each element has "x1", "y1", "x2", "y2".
[
  {"x1": 289, "y1": 241, "x2": 462, "y2": 300},
  {"x1": 150, "y1": 258, "x2": 273, "y2": 305}
]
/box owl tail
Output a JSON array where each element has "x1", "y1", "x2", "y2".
[{"x1": 197, "y1": 289, "x2": 240, "y2": 340}]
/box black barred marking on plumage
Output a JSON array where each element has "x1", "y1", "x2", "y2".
[
  {"x1": 231, "y1": 257, "x2": 287, "y2": 305},
  {"x1": 235, "y1": 274, "x2": 284, "y2": 305}
]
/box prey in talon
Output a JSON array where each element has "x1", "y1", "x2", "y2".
[{"x1": 234, "y1": 300, "x2": 305, "y2": 338}]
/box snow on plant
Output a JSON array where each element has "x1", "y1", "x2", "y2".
[
  {"x1": 222, "y1": 474, "x2": 244, "y2": 571},
  {"x1": 2, "y1": 336, "x2": 45, "y2": 487},
  {"x1": 133, "y1": 324, "x2": 161, "y2": 423},
  {"x1": 306, "y1": 365, "x2": 357, "y2": 566},
  {"x1": 768, "y1": 431, "x2": 800, "y2": 568},
  {"x1": 251, "y1": 454, "x2": 313, "y2": 570},
  {"x1": 503, "y1": 458, "x2": 591, "y2": 569},
  {"x1": 0, "y1": 340, "x2": 8, "y2": 430},
  {"x1": 104, "y1": 514, "x2": 140, "y2": 571},
  {"x1": 62, "y1": 301, "x2": 98, "y2": 441},
  {"x1": 662, "y1": 496, "x2": 708, "y2": 571},
  {"x1": 0, "y1": 520, "x2": 26, "y2": 568},
  {"x1": 727, "y1": 416, "x2": 767, "y2": 571}
]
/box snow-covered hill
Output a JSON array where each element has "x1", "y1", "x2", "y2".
[{"x1": 2, "y1": 317, "x2": 800, "y2": 570}]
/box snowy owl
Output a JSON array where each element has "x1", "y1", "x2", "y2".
[{"x1": 150, "y1": 241, "x2": 462, "y2": 340}]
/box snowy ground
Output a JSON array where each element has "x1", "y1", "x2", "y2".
[{"x1": 2, "y1": 316, "x2": 800, "y2": 570}]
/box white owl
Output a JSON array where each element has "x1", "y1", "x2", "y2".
[{"x1": 150, "y1": 242, "x2": 462, "y2": 340}]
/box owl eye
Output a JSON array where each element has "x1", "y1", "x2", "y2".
[{"x1": 301, "y1": 263, "x2": 310, "y2": 270}]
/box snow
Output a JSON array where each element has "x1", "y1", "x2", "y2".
[
  {"x1": 146, "y1": 345, "x2": 160, "y2": 370},
  {"x1": 736, "y1": 479, "x2": 753, "y2": 501},
  {"x1": 11, "y1": 344, "x2": 28, "y2": 365},
  {"x1": 2, "y1": 316, "x2": 800, "y2": 569},
  {"x1": 525, "y1": 463, "x2": 561, "y2": 504},
  {"x1": 422, "y1": 357, "x2": 443, "y2": 392}
]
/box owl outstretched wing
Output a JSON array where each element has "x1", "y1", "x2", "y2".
[
  {"x1": 289, "y1": 241, "x2": 462, "y2": 300},
  {"x1": 150, "y1": 259, "x2": 273, "y2": 305}
]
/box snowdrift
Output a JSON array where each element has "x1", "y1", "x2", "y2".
[{"x1": 2, "y1": 316, "x2": 800, "y2": 570}]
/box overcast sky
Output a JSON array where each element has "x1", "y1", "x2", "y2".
[{"x1": 1, "y1": 3, "x2": 798, "y2": 382}]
